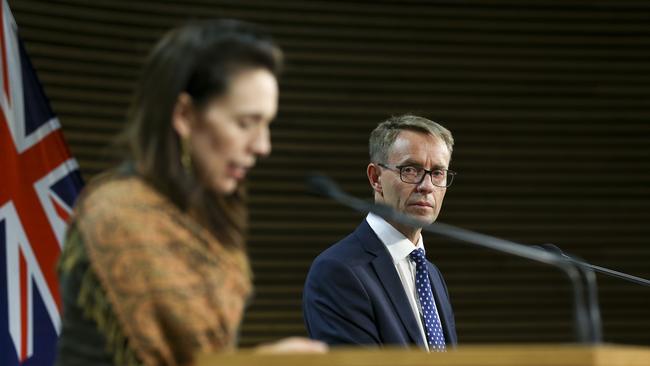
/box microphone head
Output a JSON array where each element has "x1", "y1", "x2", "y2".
[
  {"x1": 305, "y1": 173, "x2": 340, "y2": 198},
  {"x1": 304, "y1": 173, "x2": 428, "y2": 230},
  {"x1": 535, "y1": 243, "x2": 573, "y2": 261},
  {"x1": 541, "y1": 243, "x2": 564, "y2": 254}
]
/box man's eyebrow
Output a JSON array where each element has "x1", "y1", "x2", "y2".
[
  {"x1": 398, "y1": 159, "x2": 421, "y2": 166},
  {"x1": 399, "y1": 160, "x2": 447, "y2": 170}
]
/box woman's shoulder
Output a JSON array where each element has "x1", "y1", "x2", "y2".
[
  {"x1": 71, "y1": 174, "x2": 174, "y2": 237},
  {"x1": 79, "y1": 174, "x2": 160, "y2": 208},
  {"x1": 75, "y1": 173, "x2": 175, "y2": 223}
]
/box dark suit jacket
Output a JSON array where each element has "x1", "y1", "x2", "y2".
[{"x1": 303, "y1": 220, "x2": 457, "y2": 348}]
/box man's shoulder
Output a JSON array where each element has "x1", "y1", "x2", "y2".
[
  {"x1": 314, "y1": 231, "x2": 363, "y2": 263},
  {"x1": 311, "y1": 221, "x2": 377, "y2": 267}
]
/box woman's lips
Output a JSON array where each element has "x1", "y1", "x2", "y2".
[{"x1": 228, "y1": 163, "x2": 251, "y2": 180}]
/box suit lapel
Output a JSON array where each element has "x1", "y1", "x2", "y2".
[{"x1": 356, "y1": 222, "x2": 426, "y2": 348}]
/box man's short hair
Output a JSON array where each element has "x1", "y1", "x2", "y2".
[{"x1": 369, "y1": 114, "x2": 454, "y2": 163}]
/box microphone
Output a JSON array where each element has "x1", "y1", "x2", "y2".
[
  {"x1": 535, "y1": 242, "x2": 650, "y2": 343},
  {"x1": 307, "y1": 173, "x2": 426, "y2": 227},
  {"x1": 306, "y1": 173, "x2": 601, "y2": 344},
  {"x1": 535, "y1": 244, "x2": 603, "y2": 342},
  {"x1": 307, "y1": 173, "x2": 570, "y2": 266},
  {"x1": 539, "y1": 244, "x2": 650, "y2": 287}
]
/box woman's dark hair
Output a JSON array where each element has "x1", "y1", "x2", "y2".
[{"x1": 121, "y1": 19, "x2": 283, "y2": 249}]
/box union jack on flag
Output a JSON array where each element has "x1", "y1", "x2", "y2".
[{"x1": 0, "y1": 1, "x2": 83, "y2": 365}]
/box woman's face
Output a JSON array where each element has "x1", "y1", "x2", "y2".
[{"x1": 174, "y1": 68, "x2": 279, "y2": 194}]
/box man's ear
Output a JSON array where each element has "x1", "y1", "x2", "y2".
[
  {"x1": 172, "y1": 92, "x2": 195, "y2": 139},
  {"x1": 367, "y1": 163, "x2": 382, "y2": 194}
]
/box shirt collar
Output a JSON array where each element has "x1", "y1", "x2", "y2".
[{"x1": 366, "y1": 213, "x2": 425, "y2": 264}]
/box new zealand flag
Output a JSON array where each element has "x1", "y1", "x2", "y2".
[{"x1": 0, "y1": 1, "x2": 83, "y2": 365}]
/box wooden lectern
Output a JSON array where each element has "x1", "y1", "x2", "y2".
[{"x1": 197, "y1": 345, "x2": 650, "y2": 366}]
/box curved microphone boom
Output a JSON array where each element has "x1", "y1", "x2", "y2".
[
  {"x1": 306, "y1": 173, "x2": 602, "y2": 344},
  {"x1": 535, "y1": 243, "x2": 650, "y2": 342},
  {"x1": 540, "y1": 244, "x2": 650, "y2": 287}
]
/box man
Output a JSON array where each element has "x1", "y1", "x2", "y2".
[{"x1": 303, "y1": 115, "x2": 457, "y2": 351}]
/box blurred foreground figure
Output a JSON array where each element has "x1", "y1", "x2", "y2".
[
  {"x1": 56, "y1": 19, "x2": 325, "y2": 366},
  {"x1": 304, "y1": 115, "x2": 458, "y2": 351}
]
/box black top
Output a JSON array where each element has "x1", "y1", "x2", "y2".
[{"x1": 55, "y1": 233, "x2": 115, "y2": 366}]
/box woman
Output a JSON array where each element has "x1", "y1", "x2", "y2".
[{"x1": 56, "y1": 20, "x2": 325, "y2": 366}]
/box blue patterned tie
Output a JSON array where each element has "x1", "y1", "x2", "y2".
[{"x1": 409, "y1": 248, "x2": 446, "y2": 351}]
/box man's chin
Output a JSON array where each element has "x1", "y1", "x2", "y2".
[{"x1": 403, "y1": 210, "x2": 436, "y2": 225}]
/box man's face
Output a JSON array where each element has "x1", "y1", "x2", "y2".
[{"x1": 374, "y1": 130, "x2": 451, "y2": 224}]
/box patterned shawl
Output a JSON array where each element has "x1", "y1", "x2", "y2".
[{"x1": 59, "y1": 176, "x2": 252, "y2": 366}]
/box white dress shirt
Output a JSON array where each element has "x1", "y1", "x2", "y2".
[{"x1": 366, "y1": 212, "x2": 442, "y2": 351}]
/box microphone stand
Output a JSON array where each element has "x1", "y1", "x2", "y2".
[
  {"x1": 306, "y1": 173, "x2": 602, "y2": 344},
  {"x1": 537, "y1": 244, "x2": 602, "y2": 343},
  {"x1": 537, "y1": 243, "x2": 650, "y2": 342}
]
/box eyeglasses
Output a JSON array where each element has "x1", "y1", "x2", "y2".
[{"x1": 378, "y1": 163, "x2": 456, "y2": 188}]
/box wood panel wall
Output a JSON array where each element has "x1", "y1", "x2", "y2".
[{"x1": 9, "y1": 0, "x2": 650, "y2": 347}]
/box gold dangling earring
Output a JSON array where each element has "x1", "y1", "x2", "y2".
[{"x1": 180, "y1": 137, "x2": 192, "y2": 174}]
